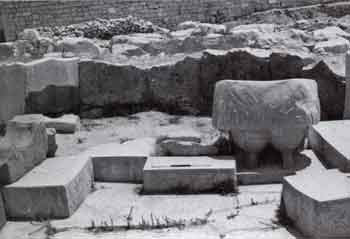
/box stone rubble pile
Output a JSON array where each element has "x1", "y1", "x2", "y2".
[{"x1": 36, "y1": 16, "x2": 161, "y2": 40}]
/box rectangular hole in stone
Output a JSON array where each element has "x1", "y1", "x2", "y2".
[{"x1": 170, "y1": 164, "x2": 192, "y2": 167}]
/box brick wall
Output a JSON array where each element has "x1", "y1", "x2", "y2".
[{"x1": 0, "y1": 0, "x2": 343, "y2": 41}]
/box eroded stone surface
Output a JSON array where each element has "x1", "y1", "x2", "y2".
[
  {"x1": 11, "y1": 114, "x2": 79, "y2": 134},
  {"x1": 159, "y1": 140, "x2": 218, "y2": 156},
  {"x1": 212, "y1": 79, "x2": 320, "y2": 169},
  {"x1": 0, "y1": 63, "x2": 26, "y2": 131},
  {"x1": 0, "y1": 116, "x2": 48, "y2": 184},
  {"x1": 24, "y1": 57, "x2": 80, "y2": 115},
  {"x1": 309, "y1": 120, "x2": 350, "y2": 172},
  {"x1": 2, "y1": 154, "x2": 93, "y2": 219},
  {"x1": 0, "y1": 195, "x2": 6, "y2": 230},
  {"x1": 143, "y1": 156, "x2": 237, "y2": 194},
  {"x1": 282, "y1": 169, "x2": 350, "y2": 238}
]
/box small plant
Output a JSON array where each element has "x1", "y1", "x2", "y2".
[
  {"x1": 120, "y1": 137, "x2": 134, "y2": 144},
  {"x1": 84, "y1": 209, "x2": 213, "y2": 234},
  {"x1": 273, "y1": 198, "x2": 294, "y2": 227},
  {"x1": 168, "y1": 116, "x2": 182, "y2": 125},
  {"x1": 77, "y1": 137, "x2": 85, "y2": 144},
  {"x1": 126, "y1": 206, "x2": 134, "y2": 229}
]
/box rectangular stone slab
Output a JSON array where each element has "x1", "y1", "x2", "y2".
[
  {"x1": 93, "y1": 156, "x2": 147, "y2": 183},
  {"x1": 2, "y1": 154, "x2": 93, "y2": 220},
  {"x1": 309, "y1": 120, "x2": 350, "y2": 172},
  {"x1": 143, "y1": 156, "x2": 237, "y2": 193},
  {"x1": 0, "y1": 194, "x2": 6, "y2": 229},
  {"x1": 283, "y1": 169, "x2": 350, "y2": 238}
]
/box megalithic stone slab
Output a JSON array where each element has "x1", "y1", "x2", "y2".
[
  {"x1": 282, "y1": 169, "x2": 350, "y2": 238},
  {"x1": 143, "y1": 156, "x2": 237, "y2": 194},
  {"x1": 0, "y1": 63, "x2": 26, "y2": 132},
  {"x1": 344, "y1": 52, "x2": 350, "y2": 119},
  {"x1": 0, "y1": 194, "x2": 6, "y2": 229},
  {"x1": 212, "y1": 79, "x2": 320, "y2": 169},
  {"x1": 87, "y1": 138, "x2": 157, "y2": 182},
  {"x1": 2, "y1": 154, "x2": 93, "y2": 220},
  {"x1": 309, "y1": 120, "x2": 350, "y2": 172},
  {"x1": 93, "y1": 156, "x2": 147, "y2": 183},
  {"x1": 0, "y1": 116, "x2": 48, "y2": 184},
  {"x1": 24, "y1": 57, "x2": 80, "y2": 115}
]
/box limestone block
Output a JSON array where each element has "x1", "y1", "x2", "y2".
[
  {"x1": 44, "y1": 114, "x2": 80, "y2": 134},
  {"x1": 11, "y1": 114, "x2": 79, "y2": 134},
  {"x1": 0, "y1": 42, "x2": 14, "y2": 61},
  {"x1": 313, "y1": 26, "x2": 350, "y2": 41},
  {"x1": 46, "y1": 128, "x2": 57, "y2": 158},
  {"x1": 156, "y1": 129, "x2": 201, "y2": 143},
  {"x1": 0, "y1": 194, "x2": 6, "y2": 229},
  {"x1": 2, "y1": 155, "x2": 93, "y2": 219},
  {"x1": 159, "y1": 140, "x2": 218, "y2": 156},
  {"x1": 309, "y1": 120, "x2": 350, "y2": 172},
  {"x1": 344, "y1": 52, "x2": 350, "y2": 119},
  {"x1": 93, "y1": 156, "x2": 147, "y2": 183},
  {"x1": 314, "y1": 37, "x2": 350, "y2": 54},
  {"x1": 24, "y1": 57, "x2": 80, "y2": 115},
  {"x1": 143, "y1": 156, "x2": 237, "y2": 194},
  {"x1": 282, "y1": 169, "x2": 350, "y2": 238},
  {"x1": 56, "y1": 37, "x2": 101, "y2": 59},
  {"x1": 0, "y1": 63, "x2": 26, "y2": 130},
  {"x1": 0, "y1": 116, "x2": 48, "y2": 184},
  {"x1": 212, "y1": 79, "x2": 320, "y2": 169}
]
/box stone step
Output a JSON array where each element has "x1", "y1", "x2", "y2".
[
  {"x1": 282, "y1": 169, "x2": 350, "y2": 238},
  {"x1": 2, "y1": 154, "x2": 93, "y2": 220},
  {"x1": 309, "y1": 120, "x2": 350, "y2": 172},
  {"x1": 143, "y1": 156, "x2": 237, "y2": 194},
  {"x1": 86, "y1": 138, "x2": 156, "y2": 183}
]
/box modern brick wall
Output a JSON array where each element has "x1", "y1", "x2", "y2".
[{"x1": 0, "y1": 0, "x2": 343, "y2": 41}]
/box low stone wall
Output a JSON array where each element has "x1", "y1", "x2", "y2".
[{"x1": 0, "y1": 0, "x2": 342, "y2": 41}]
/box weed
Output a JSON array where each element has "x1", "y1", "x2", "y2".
[
  {"x1": 168, "y1": 116, "x2": 182, "y2": 125},
  {"x1": 85, "y1": 208, "x2": 213, "y2": 234}
]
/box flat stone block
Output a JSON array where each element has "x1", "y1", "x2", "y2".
[
  {"x1": 143, "y1": 156, "x2": 237, "y2": 194},
  {"x1": 282, "y1": 169, "x2": 350, "y2": 238},
  {"x1": 93, "y1": 156, "x2": 147, "y2": 183},
  {"x1": 2, "y1": 155, "x2": 93, "y2": 220},
  {"x1": 309, "y1": 120, "x2": 350, "y2": 172},
  {"x1": 44, "y1": 114, "x2": 80, "y2": 134}
]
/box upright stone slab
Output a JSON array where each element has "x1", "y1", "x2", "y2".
[
  {"x1": 87, "y1": 138, "x2": 157, "y2": 182},
  {"x1": 0, "y1": 194, "x2": 6, "y2": 229},
  {"x1": 344, "y1": 52, "x2": 350, "y2": 119},
  {"x1": 212, "y1": 79, "x2": 320, "y2": 169},
  {"x1": 309, "y1": 120, "x2": 350, "y2": 172},
  {"x1": 24, "y1": 57, "x2": 80, "y2": 115},
  {"x1": 0, "y1": 63, "x2": 26, "y2": 131},
  {"x1": 93, "y1": 156, "x2": 147, "y2": 183},
  {"x1": 0, "y1": 115, "x2": 48, "y2": 184},
  {"x1": 282, "y1": 169, "x2": 350, "y2": 238},
  {"x1": 143, "y1": 156, "x2": 237, "y2": 194},
  {"x1": 2, "y1": 154, "x2": 93, "y2": 220}
]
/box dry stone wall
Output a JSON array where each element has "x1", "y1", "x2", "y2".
[{"x1": 0, "y1": 0, "x2": 342, "y2": 41}]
